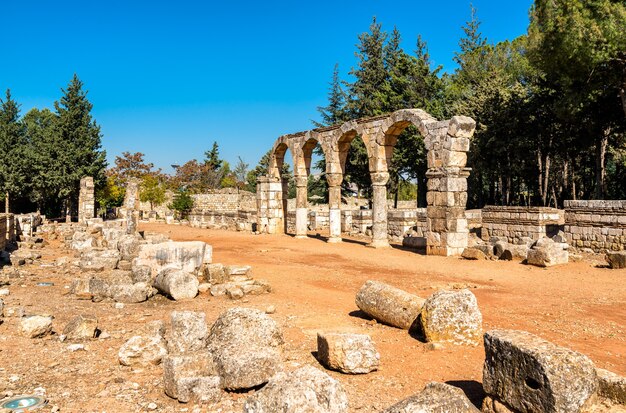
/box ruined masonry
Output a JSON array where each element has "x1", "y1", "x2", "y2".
[
  {"x1": 78, "y1": 176, "x2": 95, "y2": 224},
  {"x1": 257, "y1": 109, "x2": 477, "y2": 256}
]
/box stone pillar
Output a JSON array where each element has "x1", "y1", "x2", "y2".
[
  {"x1": 369, "y1": 172, "x2": 390, "y2": 248},
  {"x1": 326, "y1": 173, "x2": 343, "y2": 243},
  {"x1": 294, "y1": 175, "x2": 308, "y2": 239},
  {"x1": 78, "y1": 176, "x2": 95, "y2": 224},
  {"x1": 256, "y1": 176, "x2": 284, "y2": 234},
  {"x1": 124, "y1": 178, "x2": 140, "y2": 234},
  {"x1": 425, "y1": 116, "x2": 475, "y2": 256}
]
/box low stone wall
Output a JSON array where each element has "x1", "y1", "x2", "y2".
[
  {"x1": 188, "y1": 210, "x2": 256, "y2": 231},
  {"x1": 481, "y1": 206, "x2": 563, "y2": 243},
  {"x1": 564, "y1": 200, "x2": 626, "y2": 251}
]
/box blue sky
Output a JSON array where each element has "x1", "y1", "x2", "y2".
[{"x1": 3, "y1": 0, "x2": 532, "y2": 173}]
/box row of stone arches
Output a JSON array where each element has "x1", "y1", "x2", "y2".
[{"x1": 256, "y1": 109, "x2": 476, "y2": 256}]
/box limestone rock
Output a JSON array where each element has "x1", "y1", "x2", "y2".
[
  {"x1": 131, "y1": 264, "x2": 152, "y2": 283},
  {"x1": 79, "y1": 249, "x2": 120, "y2": 271},
  {"x1": 226, "y1": 285, "x2": 244, "y2": 300},
  {"x1": 317, "y1": 332, "x2": 379, "y2": 374},
  {"x1": 243, "y1": 365, "x2": 349, "y2": 413},
  {"x1": 176, "y1": 376, "x2": 222, "y2": 404},
  {"x1": 355, "y1": 280, "x2": 424, "y2": 330},
  {"x1": 462, "y1": 247, "x2": 487, "y2": 260},
  {"x1": 499, "y1": 244, "x2": 529, "y2": 261},
  {"x1": 133, "y1": 241, "x2": 212, "y2": 277},
  {"x1": 153, "y1": 268, "x2": 199, "y2": 301},
  {"x1": 419, "y1": 289, "x2": 482, "y2": 345},
  {"x1": 205, "y1": 263, "x2": 227, "y2": 284},
  {"x1": 483, "y1": 329, "x2": 597, "y2": 413},
  {"x1": 119, "y1": 334, "x2": 167, "y2": 366},
  {"x1": 20, "y1": 315, "x2": 53, "y2": 338},
  {"x1": 117, "y1": 234, "x2": 140, "y2": 260},
  {"x1": 527, "y1": 239, "x2": 569, "y2": 267},
  {"x1": 596, "y1": 368, "x2": 626, "y2": 405},
  {"x1": 383, "y1": 382, "x2": 480, "y2": 412},
  {"x1": 493, "y1": 240, "x2": 508, "y2": 258},
  {"x1": 208, "y1": 307, "x2": 284, "y2": 390},
  {"x1": 606, "y1": 252, "x2": 626, "y2": 269},
  {"x1": 163, "y1": 353, "x2": 218, "y2": 400},
  {"x1": 63, "y1": 314, "x2": 98, "y2": 340},
  {"x1": 110, "y1": 282, "x2": 152, "y2": 303},
  {"x1": 167, "y1": 311, "x2": 208, "y2": 354}
]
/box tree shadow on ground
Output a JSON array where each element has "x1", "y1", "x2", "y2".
[{"x1": 445, "y1": 380, "x2": 485, "y2": 409}]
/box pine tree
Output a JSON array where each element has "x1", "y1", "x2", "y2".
[
  {"x1": 315, "y1": 63, "x2": 348, "y2": 127},
  {"x1": 54, "y1": 74, "x2": 107, "y2": 215},
  {"x1": 204, "y1": 141, "x2": 223, "y2": 170},
  {"x1": 0, "y1": 90, "x2": 26, "y2": 212}
]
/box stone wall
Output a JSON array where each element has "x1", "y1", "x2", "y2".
[
  {"x1": 0, "y1": 213, "x2": 13, "y2": 250},
  {"x1": 481, "y1": 206, "x2": 563, "y2": 243},
  {"x1": 192, "y1": 189, "x2": 256, "y2": 213},
  {"x1": 78, "y1": 176, "x2": 95, "y2": 224},
  {"x1": 188, "y1": 210, "x2": 256, "y2": 231},
  {"x1": 564, "y1": 200, "x2": 626, "y2": 251}
]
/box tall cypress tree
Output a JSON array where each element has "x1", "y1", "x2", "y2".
[
  {"x1": 0, "y1": 90, "x2": 27, "y2": 212},
  {"x1": 54, "y1": 74, "x2": 107, "y2": 215}
]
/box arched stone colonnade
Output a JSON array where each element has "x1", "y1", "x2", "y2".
[{"x1": 256, "y1": 109, "x2": 476, "y2": 256}]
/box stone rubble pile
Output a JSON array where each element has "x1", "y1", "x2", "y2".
[{"x1": 205, "y1": 263, "x2": 271, "y2": 300}]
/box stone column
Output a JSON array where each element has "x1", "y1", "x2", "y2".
[
  {"x1": 326, "y1": 173, "x2": 343, "y2": 243},
  {"x1": 256, "y1": 176, "x2": 284, "y2": 234},
  {"x1": 78, "y1": 176, "x2": 95, "y2": 224},
  {"x1": 369, "y1": 172, "x2": 390, "y2": 248},
  {"x1": 294, "y1": 175, "x2": 308, "y2": 239},
  {"x1": 124, "y1": 178, "x2": 140, "y2": 234}
]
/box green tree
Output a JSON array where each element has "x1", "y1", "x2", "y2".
[
  {"x1": 95, "y1": 176, "x2": 125, "y2": 217},
  {"x1": 233, "y1": 156, "x2": 249, "y2": 190},
  {"x1": 169, "y1": 189, "x2": 194, "y2": 219},
  {"x1": 204, "y1": 141, "x2": 223, "y2": 171},
  {"x1": 140, "y1": 174, "x2": 166, "y2": 213},
  {"x1": 54, "y1": 74, "x2": 107, "y2": 215},
  {"x1": 0, "y1": 90, "x2": 26, "y2": 212}
]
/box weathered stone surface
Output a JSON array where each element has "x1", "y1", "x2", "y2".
[
  {"x1": 208, "y1": 307, "x2": 284, "y2": 390},
  {"x1": 133, "y1": 241, "x2": 212, "y2": 277},
  {"x1": 527, "y1": 239, "x2": 569, "y2": 267},
  {"x1": 119, "y1": 334, "x2": 167, "y2": 366},
  {"x1": 500, "y1": 244, "x2": 529, "y2": 261},
  {"x1": 383, "y1": 382, "x2": 480, "y2": 412},
  {"x1": 205, "y1": 263, "x2": 227, "y2": 284},
  {"x1": 355, "y1": 280, "x2": 424, "y2": 330},
  {"x1": 131, "y1": 264, "x2": 152, "y2": 283},
  {"x1": 167, "y1": 311, "x2": 208, "y2": 354},
  {"x1": 110, "y1": 282, "x2": 152, "y2": 303},
  {"x1": 419, "y1": 289, "x2": 482, "y2": 345},
  {"x1": 317, "y1": 332, "x2": 379, "y2": 374},
  {"x1": 79, "y1": 249, "x2": 120, "y2": 271},
  {"x1": 243, "y1": 365, "x2": 349, "y2": 413},
  {"x1": 483, "y1": 329, "x2": 597, "y2": 413},
  {"x1": 462, "y1": 247, "x2": 487, "y2": 260},
  {"x1": 225, "y1": 265, "x2": 251, "y2": 277},
  {"x1": 117, "y1": 234, "x2": 141, "y2": 261},
  {"x1": 63, "y1": 314, "x2": 98, "y2": 340},
  {"x1": 481, "y1": 396, "x2": 515, "y2": 413},
  {"x1": 226, "y1": 285, "x2": 244, "y2": 299},
  {"x1": 606, "y1": 252, "x2": 626, "y2": 269},
  {"x1": 20, "y1": 315, "x2": 53, "y2": 338},
  {"x1": 596, "y1": 368, "x2": 626, "y2": 405},
  {"x1": 153, "y1": 268, "x2": 199, "y2": 301},
  {"x1": 176, "y1": 376, "x2": 221, "y2": 404},
  {"x1": 163, "y1": 353, "x2": 217, "y2": 400}
]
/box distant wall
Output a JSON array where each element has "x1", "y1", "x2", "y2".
[
  {"x1": 481, "y1": 206, "x2": 563, "y2": 243},
  {"x1": 564, "y1": 200, "x2": 626, "y2": 252}
]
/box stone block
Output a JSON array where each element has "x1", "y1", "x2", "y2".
[
  {"x1": 419, "y1": 289, "x2": 482, "y2": 345},
  {"x1": 383, "y1": 382, "x2": 479, "y2": 412},
  {"x1": 163, "y1": 352, "x2": 218, "y2": 400},
  {"x1": 317, "y1": 332, "x2": 380, "y2": 374},
  {"x1": 167, "y1": 311, "x2": 208, "y2": 354},
  {"x1": 355, "y1": 280, "x2": 424, "y2": 330},
  {"x1": 153, "y1": 268, "x2": 199, "y2": 301},
  {"x1": 63, "y1": 314, "x2": 98, "y2": 340}
]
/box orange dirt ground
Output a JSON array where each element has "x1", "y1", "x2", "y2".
[{"x1": 0, "y1": 223, "x2": 624, "y2": 412}]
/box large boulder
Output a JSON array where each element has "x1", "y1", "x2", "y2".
[
  {"x1": 153, "y1": 268, "x2": 199, "y2": 301},
  {"x1": 63, "y1": 314, "x2": 98, "y2": 340},
  {"x1": 207, "y1": 307, "x2": 284, "y2": 390},
  {"x1": 419, "y1": 289, "x2": 482, "y2": 345},
  {"x1": 526, "y1": 238, "x2": 568, "y2": 267},
  {"x1": 167, "y1": 311, "x2": 208, "y2": 354},
  {"x1": 317, "y1": 332, "x2": 379, "y2": 374},
  {"x1": 596, "y1": 368, "x2": 626, "y2": 405},
  {"x1": 243, "y1": 365, "x2": 349, "y2": 413},
  {"x1": 383, "y1": 382, "x2": 480, "y2": 412},
  {"x1": 133, "y1": 241, "x2": 212, "y2": 277},
  {"x1": 355, "y1": 280, "x2": 424, "y2": 330},
  {"x1": 606, "y1": 251, "x2": 626, "y2": 269},
  {"x1": 110, "y1": 282, "x2": 153, "y2": 303},
  {"x1": 462, "y1": 247, "x2": 488, "y2": 260},
  {"x1": 483, "y1": 330, "x2": 597, "y2": 413},
  {"x1": 499, "y1": 244, "x2": 530, "y2": 261}
]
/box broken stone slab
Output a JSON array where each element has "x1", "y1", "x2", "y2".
[
  {"x1": 79, "y1": 249, "x2": 120, "y2": 271},
  {"x1": 241, "y1": 279, "x2": 272, "y2": 295},
  {"x1": 225, "y1": 265, "x2": 251, "y2": 277},
  {"x1": 133, "y1": 241, "x2": 212, "y2": 277},
  {"x1": 117, "y1": 234, "x2": 141, "y2": 261},
  {"x1": 205, "y1": 263, "x2": 227, "y2": 284},
  {"x1": 176, "y1": 376, "x2": 222, "y2": 404},
  {"x1": 162, "y1": 352, "x2": 218, "y2": 400},
  {"x1": 483, "y1": 329, "x2": 597, "y2": 413},
  {"x1": 243, "y1": 365, "x2": 349, "y2": 413},
  {"x1": 20, "y1": 315, "x2": 53, "y2": 338},
  {"x1": 499, "y1": 244, "x2": 529, "y2": 261},
  {"x1": 110, "y1": 282, "x2": 153, "y2": 303},
  {"x1": 153, "y1": 268, "x2": 199, "y2": 301},
  {"x1": 119, "y1": 334, "x2": 167, "y2": 366},
  {"x1": 383, "y1": 382, "x2": 480, "y2": 412},
  {"x1": 131, "y1": 264, "x2": 152, "y2": 283},
  {"x1": 462, "y1": 247, "x2": 487, "y2": 260},
  {"x1": 63, "y1": 314, "x2": 98, "y2": 340},
  {"x1": 419, "y1": 289, "x2": 482, "y2": 345},
  {"x1": 226, "y1": 285, "x2": 244, "y2": 300},
  {"x1": 596, "y1": 368, "x2": 626, "y2": 405},
  {"x1": 355, "y1": 280, "x2": 424, "y2": 330},
  {"x1": 208, "y1": 307, "x2": 284, "y2": 390},
  {"x1": 527, "y1": 239, "x2": 569, "y2": 267},
  {"x1": 317, "y1": 332, "x2": 379, "y2": 374},
  {"x1": 167, "y1": 311, "x2": 208, "y2": 355},
  {"x1": 606, "y1": 252, "x2": 626, "y2": 269}
]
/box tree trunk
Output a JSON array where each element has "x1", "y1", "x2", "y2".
[
  {"x1": 537, "y1": 151, "x2": 543, "y2": 205},
  {"x1": 594, "y1": 129, "x2": 610, "y2": 199},
  {"x1": 542, "y1": 154, "x2": 551, "y2": 207},
  {"x1": 4, "y1": 192, "x2": 8, "y2": 214}
]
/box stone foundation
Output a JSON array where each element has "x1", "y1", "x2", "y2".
[{"x1": 564, "y1": 200, "x2": 626, "y2": 252}]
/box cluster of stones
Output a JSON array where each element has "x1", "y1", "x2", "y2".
[
  {"x1": 463, "y1": 233, "x2": 570, "y2": 267},
  {"x1": 258, "y1": 109, "x2": 477, "y2": 256},
  {"x1": 204, "y1": 263, "x2": 271, "y2": 300}
]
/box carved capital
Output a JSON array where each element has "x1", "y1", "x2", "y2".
[
  {"x1": 326, "y1": 173, "x2": 343, "y2": 188},
  {"x1": 370, "y1": 171, "x2": 390, "y2": 186}
]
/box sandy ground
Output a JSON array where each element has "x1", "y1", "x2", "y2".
[{"x1": 0, "y1": 223, "x2": 624, "y2": 412}]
